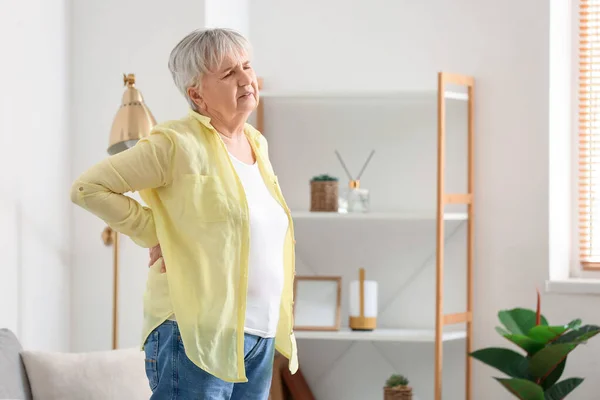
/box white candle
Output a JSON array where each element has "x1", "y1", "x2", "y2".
[{"x1": 349, "y1": 280, "x2": 378, "y2": 318}]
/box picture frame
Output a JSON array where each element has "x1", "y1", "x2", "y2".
[{"x1": 293, "y1": 276, "x2": 342, "y2": 331}]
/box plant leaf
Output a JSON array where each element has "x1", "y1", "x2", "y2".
[
  {"x1": 527, "y1": 325, "x2": 569, "y2": 344},
  {"x1": 554, "y1": 325, "x2": 600, "y2": 345},
  {"x1": 528, "y1": 319, "x2": 581, "y2": 344},
  {"x1": 499, "y1": 308, "x2": 548, "y2": 335},
  {"x1": 470, "y1": 348, "x2": 530, "y2": 378},
  {"x1": 540, "y1": 358, "x2": 566, "y2": 390},
  {"x1": 544, "y1": 378, "x2": 584, "y2": 400},
  {"x1": 567, "y1": 319, "x2": 582, "y2": 331},
  {"x1": 495, "y1": 378, "x2": 545, "y2": 400},
  {"x1": 497, "y1": 326, "x2": 511, "y2": 336},
  {"x1": 529, "y1": 344, "x2": 575, "y2": 378},
  {"x1": 504, "y1": 334, "x2": 546, "y2": 356}
]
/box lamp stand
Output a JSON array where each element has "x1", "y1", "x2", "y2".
[
  {"x1": 101, "y1": 72, "x2": 155, "y2": 350},
  {"x1": 101, "y1": 226, "x2": 119, "y2": 350}
]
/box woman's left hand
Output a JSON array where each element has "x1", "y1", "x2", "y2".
[{"x1": 149, "y1": 243, "x2": 166, "y2": 273}]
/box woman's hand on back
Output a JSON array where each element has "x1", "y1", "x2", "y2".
[{"x1": 149, "y1": 243, "x2": 166, "y2": 273}]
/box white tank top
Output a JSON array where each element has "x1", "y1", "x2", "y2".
[{"x1": 228, "y1": 152, "x2": 288, "y2": 338}]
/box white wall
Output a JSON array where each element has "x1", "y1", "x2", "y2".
[
  {"x1": 205, "y1": 0, "x2": 249, "y2": 38},
  {"x1": 0, "y1": 0, "x2": 71, "y2": 351},
  {"x1": 69, "y1": 0, "x2": 205, "y2": 351},
  {"x1": 249, "y1": 0, "x2": 600, "y2": 399}
]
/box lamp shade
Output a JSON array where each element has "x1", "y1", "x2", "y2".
[{"x1": 107, "y1": 73, "x2": 156, "y2": 155}]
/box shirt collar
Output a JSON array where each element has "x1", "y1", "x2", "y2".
[
  {"x1": 188, "y1": 108, "x2": 214, "y2": 130},
  {"x1": 187, "y1": 108, "x2": 259, "y2": 141}
]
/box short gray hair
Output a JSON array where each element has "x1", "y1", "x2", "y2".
[{"x1": 168, "y1": 28, "x2": 252, "y2": 109}]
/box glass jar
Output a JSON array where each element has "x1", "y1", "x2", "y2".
[{"x1": 338, "y1": 180, "x2": 370, "y2": 213}]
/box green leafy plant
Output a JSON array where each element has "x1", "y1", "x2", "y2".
[
  {"x1": 310, "y1": 174, "x2": 338, "y2": 182},
  {"x1": 470, "y1": 290, "x2": 600, "y2": 400},
  {"x1": 385, "y1": 373, "x2": 409, "y2": 388}
]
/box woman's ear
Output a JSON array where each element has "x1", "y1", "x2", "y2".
[{"x1": 187, "y1": 86, "x2": 204, "y2": 110}]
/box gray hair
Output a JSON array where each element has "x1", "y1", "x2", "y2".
[{"x1": 168, "y1": 28, "x2": 252, "y2": 109}]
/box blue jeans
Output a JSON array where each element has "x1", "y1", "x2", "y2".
[{"x1": 143, "y1": 321, "x2": 275, "y2": 399}]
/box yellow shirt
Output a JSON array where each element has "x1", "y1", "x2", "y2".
[{"x1": 70, "y1": 109, "x2": 298, "y2": 382}]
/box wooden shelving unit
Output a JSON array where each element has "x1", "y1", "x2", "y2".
[
  {"x1": 257, "y1": 72, "x2": 475, "y2": 400},
  {"x1": 435, "y1": 72, "x2": 475, "y2": 400}
]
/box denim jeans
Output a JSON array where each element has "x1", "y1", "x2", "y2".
[{"x1": 143, "y1": 320, "x2": 275, "y2": 400}]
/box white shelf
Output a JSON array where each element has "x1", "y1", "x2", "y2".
[
  {"x1": 291, "y1": 211, "x2": 468, "y2": 221},
  {"x1": 259, "y1": 89, "x2": 468, "y2": 101},
  {"x1": 294, "y1": 328, "x2": 466, "y2": 343}
]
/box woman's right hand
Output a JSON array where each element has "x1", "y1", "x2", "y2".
[{"x1": 149, "y1": 244, "x2": 166, "y2": 273}]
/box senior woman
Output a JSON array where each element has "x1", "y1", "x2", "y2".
[{"x1": 70, "y1": 28, "x2": 298, "y2": 399}]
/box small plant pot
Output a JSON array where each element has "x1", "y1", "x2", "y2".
[
  {"x1": 384, "y1": 386, "x2": 412, "y2": 400},
  {"x1": 310, "y1": 180, "x2": 339, "y2": 212}
]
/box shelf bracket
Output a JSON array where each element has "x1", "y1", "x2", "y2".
[
  {"x1": 444, "y1": 194, "x2": 472, "y2": 205},
  {"x1": 443, "y1": 312, "x2": 472, "y2": 325}
]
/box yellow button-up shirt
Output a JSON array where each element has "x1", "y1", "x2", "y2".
[{"x1": 70, "y1": 109, "x2": 298, "y2": 382}]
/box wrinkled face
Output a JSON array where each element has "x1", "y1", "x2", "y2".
[{"x1": 188, "y1": 51, "x2": 259, "y2": 122}]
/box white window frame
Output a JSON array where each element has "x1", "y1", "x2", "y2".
[
  {"x1": 547, "y1": 0, "x2": 600, "y2": 294},
  {"x1": 572, "y1": 0, "x2": 600, "y2": 279}
]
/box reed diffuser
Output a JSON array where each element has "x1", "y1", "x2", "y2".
[{"x1": 335, "y1": 150, "x2": 375, "y2": 213}]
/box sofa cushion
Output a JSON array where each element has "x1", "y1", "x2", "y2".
[
  {"x1": 0, "y1": 329, "x2": 32, "y2": 400},
  {"x1": 20, "y1": 347, "x2": 151, "y2": 400}
]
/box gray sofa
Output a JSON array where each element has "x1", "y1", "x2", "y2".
[
  {"x1": 0, "y1": 328, "x2": 151, "y2": 400},
  {"x1": 0, "y1": 329, "x2": 32, "y2": 400}
]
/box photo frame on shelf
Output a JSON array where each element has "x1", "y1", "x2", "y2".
[{"x1": 293, "y1": 276, "x2": 342, "y2": 331}]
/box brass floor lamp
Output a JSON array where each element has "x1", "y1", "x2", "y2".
[{"x1": 101, "y1": 73, "x2": 156, "y2": 349}]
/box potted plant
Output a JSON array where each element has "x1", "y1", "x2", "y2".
[
  {"x1": 470, "y1": 290, "x2": 600, "y2": 399},
  {"x1": 384, "y1": 373, "x2": 412, "y2": 400},
  {"x1": 309, "y1": 174, "x2": 339, "y2": 212}
]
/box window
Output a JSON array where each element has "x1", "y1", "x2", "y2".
[{"x1": 578, "y1": 0, "x2": 600, "y2": 270}]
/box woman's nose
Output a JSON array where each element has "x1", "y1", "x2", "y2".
[{"x1": 238, "y1": 69, "x2": 252, "y2": 86}]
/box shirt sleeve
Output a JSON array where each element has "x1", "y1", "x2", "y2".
[{"x1": 70, "y1": 130, "x2": 174, "y2": 248}]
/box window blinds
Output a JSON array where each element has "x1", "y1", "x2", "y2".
[{"x1": 579, "y1": 0, "x2": 600, "y2": 268}]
